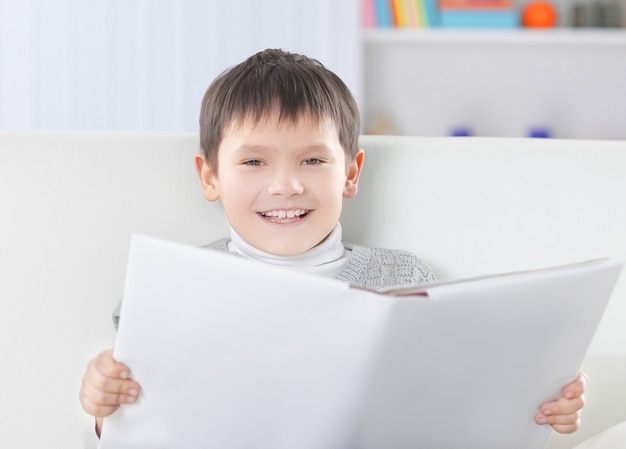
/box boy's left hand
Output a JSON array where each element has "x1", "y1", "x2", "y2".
[{"x1": 535, "y1": 372, "x2": 588, "y2": 434}]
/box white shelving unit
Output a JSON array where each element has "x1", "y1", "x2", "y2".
[
  {"x1": 362, "y1": 28, "x2": 626, "y2": 139},
  {"x1": 364, "y1": 28, "x2": 626, "y2": 44}
]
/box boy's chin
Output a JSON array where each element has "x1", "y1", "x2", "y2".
[
  {"x1": 258, "y1": 238, "x2": 319, "y2": 257},
  {"x1": 259, "y1": 228, "x2": 336, "y2": 257}
]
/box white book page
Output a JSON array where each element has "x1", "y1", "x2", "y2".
[
  {"x1": 357, "y1": 257, "x2": 623, "y2": 449},
  {"x1": 99, "y1": 235, "x2": 392, "y2": 449}
]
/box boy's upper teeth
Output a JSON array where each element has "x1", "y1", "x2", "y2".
[{"x1": 261, "y1": 209, "x2": 308, "y2": 218}]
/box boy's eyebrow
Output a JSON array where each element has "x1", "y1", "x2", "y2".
[
  {"x1": 302, "y1": 143, "x2": 334, "y2": 153},
  {"x1": 233, "y1": 144, "x2": 267, "y2": 153}
]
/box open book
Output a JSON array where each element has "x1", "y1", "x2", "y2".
[{"x1": 100, "y1": 235, "x2": 623, "y2": 449}]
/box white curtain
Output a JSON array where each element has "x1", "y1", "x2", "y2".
[{"x1": 0, "y1": 0, "x2": 361, "y2": 131}]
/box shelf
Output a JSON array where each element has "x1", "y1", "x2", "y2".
[
  {"x1": 362, "y1": 26, "x2": 626, "y2": 139},
  {"x1": 363, "y1": 28, "x2": 626, "y2": 45}
]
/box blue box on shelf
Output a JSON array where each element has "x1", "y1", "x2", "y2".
[
  {"x1": 440, "y1": 10, "x2": 519, "y2": 27},
  {"x1": 438, "y1": 0, "x2": 519, "y2": 28}
]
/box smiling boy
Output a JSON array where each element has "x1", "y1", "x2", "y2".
[
  {"x1": 196, "y1": 114, "x2": 358, "y2": 258},
  {"x1": 80, "y1": 49, "x2": 587, "y2": 446}
]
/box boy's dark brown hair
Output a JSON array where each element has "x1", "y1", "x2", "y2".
[{"x1": 199, "y1": 48, "x2": 360, "y2": 174}]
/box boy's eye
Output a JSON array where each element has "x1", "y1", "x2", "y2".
[
  {"x1": 304, "y1": 158, "x2": 323, "y2": 165},
  {"x1": 243, "y1": 159, "x2": 263, "y2": 166}
]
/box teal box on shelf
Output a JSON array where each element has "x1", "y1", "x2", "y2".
[
  {"x1": 438, "y1": 0, "x2": 519, "y2": 28},
  {"x1": 440, "y1": 10, "x2": 519, "y2": 27}
]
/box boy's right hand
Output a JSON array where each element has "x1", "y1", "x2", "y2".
[{"x1": 79, "y1": 349, "x2": 141, "y2": 436}]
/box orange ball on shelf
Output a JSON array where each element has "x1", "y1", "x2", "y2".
[{"x1": 522, "y1": 1, "x2": 558, "y2": 27}]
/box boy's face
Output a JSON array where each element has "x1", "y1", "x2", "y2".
[{"x1": 195, "y1": 114, "x2": 363, "y2": 256}]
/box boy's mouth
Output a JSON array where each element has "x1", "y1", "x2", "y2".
[{"x1": 258, "y1": 209, "x2": 310, "y2": 222}]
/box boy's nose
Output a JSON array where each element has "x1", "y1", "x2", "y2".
[{"x1": 267, "y1": 169, "x2": 304, "y2": 196}]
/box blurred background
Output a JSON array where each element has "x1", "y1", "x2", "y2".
[
  {"x1": 1, "y1": 0, "x2": 625, "y2": 139},
  {"x1": 0, "y1": 0, "x2": 361, "y2": 133}
]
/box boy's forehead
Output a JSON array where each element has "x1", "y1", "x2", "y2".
[
  {"x1": 217, "y1": 113, "x2": 350, "y2": 166},
  {"x1": 224, "y1": 111, "x2": 338, "y2": 136}
]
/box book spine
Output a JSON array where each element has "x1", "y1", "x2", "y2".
[
  {"x1": 375, "y1": 0, "x2": 393, "y2": 27},
  {"x1": 363, "y1": 0, "x2": 378, "y2": 27},
  {"x1": 415, "y1": 0, "x2": 427, "y2": 26},
  {"x1": 391, "y1": 0, "x2": 407, "y2": 26},
  {"x1": 404, "y1": 0, "x2": 421, "y2": 27},
  {"x1": 423, "y1": 0, "x2": 440, "y2": 26}
]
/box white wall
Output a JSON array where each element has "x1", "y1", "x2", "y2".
[{"x1": 0, "y1": 0, "x2": 361, "y2": 132}]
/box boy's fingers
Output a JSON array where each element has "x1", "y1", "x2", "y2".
[
  {"x1": 87, "y1": 348, "x2": 141, "y2": 395},
  {"x1": 536, "y1": 410, "x2": 581, "y2": 425},
  {"x1": 88, "y1": 365, "x2": 140, "y2": 394},
  {"x1": 541, "y1": 395, "x2": 585, "y2": 417},
  {"x1": 79, "y1": 348, "x2": 141, "y2": 417},
  {"x1": 562, "y1": 371, "x2": 588, "y2": 399},
  {"x1": 92, "y1": 349, "x2": 131, "y2": 379},
  {"x1": 82, "y1": 375, "x2": 139, "y2": 404},
  {"x1": 79, "y1": 392, "x2": 121, "y2": 418},
  {"x1": 535, "y1": 410, "x2": 582, "y2": 434},
  {"x1": 536, "y1": 371, "x2": 587, "y2": 425},
  {"x1": 79, "y1": 376, "x2": 139, "y2": 418},
  {"x1": 551, "y1": 422, "x2": 581, "y2": 435}
]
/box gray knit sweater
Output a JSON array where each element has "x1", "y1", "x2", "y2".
[
  {"x1": 204, "y1": 238, "x2": 435, "y2": 291},
  {"x1": 113, "y1": 239, "x2": 435, "y2": 329}
]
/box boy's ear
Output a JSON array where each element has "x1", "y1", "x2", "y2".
[
  {"x1": 343, "y1": 149, "x2": 365, "y2": 199},
  {"x1": 194, "y1": 153, "x2": 220, "y2": 202}
]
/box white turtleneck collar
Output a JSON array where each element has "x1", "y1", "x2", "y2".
[{"x1": 227, "y1": 223, "x2": 349, "y2": 278}]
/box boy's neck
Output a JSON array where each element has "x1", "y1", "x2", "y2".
[{"x1": 227, "y1": 224, "x2": 348, "y2": 277}]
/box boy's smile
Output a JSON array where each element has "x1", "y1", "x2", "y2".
[
  {"x1": 195, "y1": 113, "x2": 363, "y2": 256},
  {"x1": 259, "y1": 208, "x2": 310, "y2": 222}
]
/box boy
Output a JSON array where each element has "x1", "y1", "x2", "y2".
[{"x1": 79, "y1": 49, "x2": 587, "y2": 445}]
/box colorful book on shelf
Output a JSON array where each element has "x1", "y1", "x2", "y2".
[
  {"x1": 418, "y1": 0, "x2": 432, "y2": 26},
  {"x1": 362, "y1": 0, "x2": 377, "y2": 27},
  {"x1": 422, "y1": 0, "x2": 440, "y2": 26},
  {"x1": 374, "y1": 0, "x2": 393, "y2": 27},
  {"x1": 367, "y1": 0, "x2": 431, "y2": 28},
  {"x1": 403, "y1": 0, "x2": 422, "y2": 27},
  {"x1": 366, "y1": 0, "x2": 447, "y2": 28},
  {"x1": 391, "y1": 0, "x2": 407, "y2": 26}
]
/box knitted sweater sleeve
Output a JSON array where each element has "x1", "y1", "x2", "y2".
[{"x1": 337, "y1": 243, "x2": 436, "y2": 292}]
